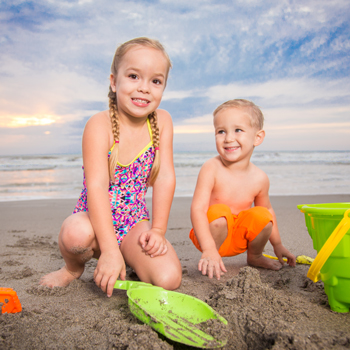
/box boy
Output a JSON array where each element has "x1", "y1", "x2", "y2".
[{"x1": 190, "y1": 99, "x2": 296, "y2": 280}]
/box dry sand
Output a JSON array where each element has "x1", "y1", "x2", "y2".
[{"x1": 1, "y1": 194, "x2": 350, "y2": 349}]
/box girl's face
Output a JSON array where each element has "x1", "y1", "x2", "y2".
[{"x1": 110, "y1": 46, "x2": 169, "y2": 121}]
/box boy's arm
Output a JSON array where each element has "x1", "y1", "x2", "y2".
[
  {"x1": 191, "y1": 161, "x2": 227, "y2": 279},
  {"x1": 254, "y1": 174, "x2": 296, "y2": 267}
]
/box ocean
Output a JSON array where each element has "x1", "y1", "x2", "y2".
[{"x1": 0, "y1": 151, "x2": 349, "y2": 202}]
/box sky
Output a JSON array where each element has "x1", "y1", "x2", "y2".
[{"x1": 1, "y1": 0, "x2": 350, "y2": 155}]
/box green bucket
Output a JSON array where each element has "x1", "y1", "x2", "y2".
[{"x1": 298, "y1": 203, "x2": 350, "y2": 313}]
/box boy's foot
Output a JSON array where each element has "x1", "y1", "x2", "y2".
[
  {"x1": 39, "y1": 266, "x2": 82, "y2": 288},
  {"x1": 247, "y1": 255, "x2": 282, "y2": 270}
]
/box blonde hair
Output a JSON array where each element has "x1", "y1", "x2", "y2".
[
  {"x1": 108, "y1": 37, "x2": 172, "y2": 186},
  {"x1": 213, "y1": 99, "x2": 264, "y2": 130}
]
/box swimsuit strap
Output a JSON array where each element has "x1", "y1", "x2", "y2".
[{"x1": 109, "y1": 117, "x2": 153, "y2": 154}]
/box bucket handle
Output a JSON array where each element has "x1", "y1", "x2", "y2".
[{"x1": 307, "y1": 209, "x2": 350, "y2": 282}]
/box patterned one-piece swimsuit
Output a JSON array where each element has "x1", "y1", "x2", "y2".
[{"x1": 73, "y1": 119, "x2": 155, "y2": 245}]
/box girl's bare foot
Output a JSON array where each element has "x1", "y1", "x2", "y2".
[
  {"x1": 247, "y1": 255, "x2": 282, "y2": 270},
  {"x1": 39, "y1": 266, "x2": 83, "y2": 288}
]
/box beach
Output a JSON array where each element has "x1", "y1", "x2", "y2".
[{"x1": 1, "y1": 194, "x2": 350, "y2": 349}]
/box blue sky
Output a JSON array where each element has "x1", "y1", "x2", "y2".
[{"x1": 0, "y1": 0, "x2": 349, "y2": 155}]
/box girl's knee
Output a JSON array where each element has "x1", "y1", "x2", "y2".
[
  {"x1": 59, "y1": 215, "x2": 94, "y2": 251},
  {"x1": 152, "y1": 262, "x2": 182, "y2": 290},
  {"x1": 154, "y1": 271, "x2": 182, "y2": 291}
]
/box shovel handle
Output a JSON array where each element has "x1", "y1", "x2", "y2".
[{"x1": 114, "y1": 280, "x2": 156, "y2": 290}]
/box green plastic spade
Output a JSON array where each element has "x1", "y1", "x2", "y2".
[{"x1": 114, "y1": 280, "x2": 228, "y2": 348}]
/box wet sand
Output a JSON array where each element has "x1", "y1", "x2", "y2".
[{"x1": 1, "y1": 194, "x2": 350, "y2": 349}]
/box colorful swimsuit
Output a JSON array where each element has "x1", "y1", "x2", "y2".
[{"x1": 73, "y1": 119, "x2": 154, "y2": 245}]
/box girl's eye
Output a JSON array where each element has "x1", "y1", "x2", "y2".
[
  {"x1": 129, "y1": 74, "x2": 138, "y2": 79},
  {"x1": 217, "y1": 130, "x2": 225, "y2": 134},
  {"x1": 235, "y1": 129, "x2": 243, "y2": 133}
]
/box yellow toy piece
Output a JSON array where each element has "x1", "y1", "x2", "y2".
[
  {"x1": 263, "y1": 254, "x2": 314, "y2": 265},
  {"x1": 0, "y1": 288, "x2": 22, "y2": 314}
]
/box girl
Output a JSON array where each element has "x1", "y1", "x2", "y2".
[{"x1": 40, "y1": 37, "x2": 182, "y2": 297}]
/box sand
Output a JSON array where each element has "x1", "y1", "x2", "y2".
[{"x1": 1, "y1": 194, "x2": 350, "y2": 349}]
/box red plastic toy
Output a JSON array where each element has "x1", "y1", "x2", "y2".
[{"x1": 0, "y1": 288, "x2": 22, "y2": 314}]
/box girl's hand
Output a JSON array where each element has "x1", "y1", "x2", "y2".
[
  {"x1": 93, "y1": 248, "x2": 126, "y2": 297},
  {"x1": 139, "y1": 228, "x2": 168, "y2": 258},
  {"x1": 198, "y1": 248, "x2": 227, "y2": 280}
]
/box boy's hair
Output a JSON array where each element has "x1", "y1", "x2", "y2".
[
  {"x1": 107, "y1": 37, "x2": 172, "y2": 186},
  {"x1": 213, "y1": 99, "x2": 264, "y2": 130}
]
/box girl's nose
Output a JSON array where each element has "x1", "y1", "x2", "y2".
[{"x1": 137, "y1": 81, "x2": 150, "y2": 94}]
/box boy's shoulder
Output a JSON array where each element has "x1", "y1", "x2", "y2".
[
  {"x1": 201, "y1": 156, "x2": 222, "y2": 170},
  {"x1": 249, "y1": 162, "x2": 270, "y2": 187}
]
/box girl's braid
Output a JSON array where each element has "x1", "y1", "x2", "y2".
[
  {"x1": 148, "y1": 111, "x2": 160, "y2": 186},
  {"x1": 149, "y1": 111, "x2": 160, "y2": 149},
  {"x1": 108, "y1": 88, "x2": 120, "y2": 181}
]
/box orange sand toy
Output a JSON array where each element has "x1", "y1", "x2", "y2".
[{"x1": 0, "y1": 288, "x2": 22, "y2": 314}]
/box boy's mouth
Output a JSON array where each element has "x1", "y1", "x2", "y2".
[{"x1": 225, "y1": 146, "x2": 240, "y2": 151}]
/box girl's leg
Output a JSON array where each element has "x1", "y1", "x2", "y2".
[
  {"x1": 40, "y1": 212, "x2": 100, "y2": 287},
  {"x1": 120, "y1": 221, "x2": 182, "y2": 290}
]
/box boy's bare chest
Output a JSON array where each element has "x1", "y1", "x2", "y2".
[{"x1": 209, "y1": 170, "x2": 260, "y2": 214}]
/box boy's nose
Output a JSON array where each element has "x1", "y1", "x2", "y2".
[{"x1": 225, "y1": 133, "x2": 235, "y2": 142}]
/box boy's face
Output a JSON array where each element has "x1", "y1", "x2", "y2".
[{"x1": 214, "y1": 107, "x2": 264, "y2": 165}]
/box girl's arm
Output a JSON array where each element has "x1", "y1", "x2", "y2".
[
  {"x1": 140, "y1": 110, "x2": 175, "y2": 257},
  {"x1": 82, "y1": 112, "x2": 126, "y2": 297},
  {"x1": 190, "y1": 159, "x2": 227, "y2": 279}
]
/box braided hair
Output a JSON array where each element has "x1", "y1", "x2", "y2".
[{"x1": 108, "y1": 37, "x2": 171, "y2": 186}]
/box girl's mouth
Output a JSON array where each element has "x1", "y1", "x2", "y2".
[{"x1": 132, "y1": 98, "x2": 151, "y2": 106}]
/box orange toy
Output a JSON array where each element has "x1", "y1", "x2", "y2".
[{"x1": 0, "y1": 288, "x2": 22, "y2": 314}]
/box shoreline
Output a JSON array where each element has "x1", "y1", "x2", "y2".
[{"x1": 1, "y1": 192, "x2": 350, "y2": 203}]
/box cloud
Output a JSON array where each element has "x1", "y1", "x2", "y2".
[{"x1": 0, "y1": 0, "x2": 349, "y2": 154}]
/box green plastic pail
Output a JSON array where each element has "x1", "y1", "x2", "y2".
[{"x1": 298, "y1": 203, "x2": 350, "y2": 313}]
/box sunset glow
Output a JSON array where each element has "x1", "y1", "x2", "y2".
[{"x1": 1, "y1": 115, "x2": 57, "y2": 128}]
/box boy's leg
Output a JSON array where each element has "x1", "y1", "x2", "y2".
[
  {"x1": 247, "y1": 221, "x2": 282, "y2": 270},
  {"x1": 40, "y1": 212, "x2": 99, "y2": 287},
  {"x1": 189, "y1": 204, "x2": 233, "y2": 256},
  {"x1": 120, "y1": 221, "x2": 182, "y2": 290},
  {"x1": 243, "y1": 207, "x2": 282, "y2": 270},
  {"x1": 209, "y1": 217, "x2": 228, "y2": 251}
]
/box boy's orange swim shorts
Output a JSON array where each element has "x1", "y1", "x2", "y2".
[{"x1": 189, "y1": 204, "x2": 273, "y2": 257}]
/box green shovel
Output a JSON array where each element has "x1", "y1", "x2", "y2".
[{"x1": 114, "y1": 280, "x2": 228, "y2": 348}]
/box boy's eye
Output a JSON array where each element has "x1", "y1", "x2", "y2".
[
  {"x1": 217, "y1": 130, "x2": 225, "y2": 134},
  {"x1": 153, "y1": 79, "x2": 162, "y2": 85},
  {"x1": 235, "y1": 128, "x2": 243, "y2": 133},
  {"x1": 129, "y1": 74, "x2": 138, "y2": 79}
]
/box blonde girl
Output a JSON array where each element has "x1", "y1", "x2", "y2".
[{"x1": 40, "y1": 37, "x2": 182, "y2": 297}]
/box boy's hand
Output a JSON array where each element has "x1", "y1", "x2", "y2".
[
  {"x1": 273, "y1": 243, "x2": 296, "y2": 267},
  {"x1": 139, "y1": 228, "x2": 168, "y2": 258},
  {"x1": 198, "y1": 249, "x2": 227, "y2": 280},
  {"x1": 94, "y1": 248, "x2": 126, "y2": 298}
]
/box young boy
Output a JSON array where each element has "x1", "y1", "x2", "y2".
[{"x1": 190, "y1": 99, "x2": 296, "y2": 280}]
